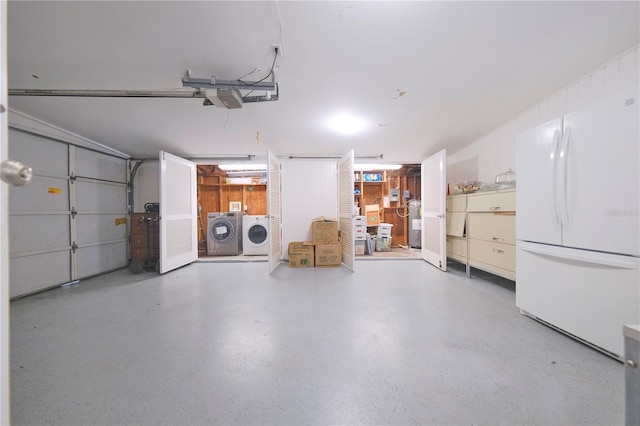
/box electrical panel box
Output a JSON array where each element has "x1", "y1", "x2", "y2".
[
  {"x1": 403, "y1": 189, "x2": 410, "y2": 199},
  {"x1": 390, "y1": 188, "x2": 399, "y2": 202}
]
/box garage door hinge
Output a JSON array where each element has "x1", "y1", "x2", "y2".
[
  {"x1": 71, "y1": 207, "x2": 78, "y2": 218},
  {"x1": 69, "y1": 173, "x2": 76, "y2": 183},
  {"x1": 71, "y1": 242, "x2": 78, "y2": 253}
]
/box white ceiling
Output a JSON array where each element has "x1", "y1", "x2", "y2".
[{"x1": 7, "y1": 1, "x2": 640, "y2": 162}]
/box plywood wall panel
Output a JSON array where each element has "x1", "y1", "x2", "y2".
[{"x1": 244, "y1": 185, "x2": 267, "y2": 215}]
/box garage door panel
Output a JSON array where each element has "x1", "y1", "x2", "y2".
[
  {"x1": 75, "y1": 147, "x2": 127, "y2": 183},
  {"x1": 9, "y1": 129, "x2": 130, "y2": 298},
  {"x1": 9, "y1": 130, "x2": 68, "y2": 176},
  {"x1": 10, "y1": 176, "x2": 69, "y2": 212},
  {"x1": 9, "y1": 215, "x2": 69, "y2": 254},
  {"x1": 75, "y1": 214, "x2": 127, "y2": 245},
  {"x1": 76, "y1": 242, "x2": 127, "y2": 278},
  {"x1": 10, "y1": 251, "x2": 71, "y2": 298},
  {"x1": 75, "y1": 180, "x2": 127, "y2": 212}
]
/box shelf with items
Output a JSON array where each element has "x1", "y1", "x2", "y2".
[{"x1": 353, "y1": 168, "x2": 421, "y2": 249}]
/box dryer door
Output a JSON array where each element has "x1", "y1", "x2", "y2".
[
  {"x1": 247, "y1": 222, "x2": 268, "y2": 247},
  {"x1": 211, "y1": 218, "x2": 236, "y2": 244}
]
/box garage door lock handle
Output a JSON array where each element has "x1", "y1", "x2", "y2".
[{"x1": 1, "y1": 159, "x2": 33, "y2": 186}]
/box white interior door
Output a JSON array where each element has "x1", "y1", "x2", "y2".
[
  {"x1": 338, "y1": 150, "x2": 354, "y2": 271},
  {"x1": 421, "y1": 149, "x2": 447, "y2": 271},
  {"x1": 267, "y1": 150, "x2": 282, "y2": 273},
  {"x1": 0, "y1": 1, "x2": 9, "y2": 421},
  {"x1": 159, "y1": 151, "x2": 197, "y2": 274}
]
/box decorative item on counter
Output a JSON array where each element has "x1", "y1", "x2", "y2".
[
  {"x1": 455, "y1": 180, "x2": 481, "y2": 193},
  {"x1": 495, "y1": 168, "x2": 516, "y2": 188}
]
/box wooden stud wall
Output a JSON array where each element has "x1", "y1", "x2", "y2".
[
  {"x1": 196, "y1": 165, "x2": 268, "y2": 244},
  {"x1": 355, "y1": 166, "x2": 421, "y2": 247}
]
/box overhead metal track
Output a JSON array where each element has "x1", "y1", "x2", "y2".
[
  {"x1": 9, "y1": 68, "x2": 280, "y2": 109},
  {"x1": 8, "y1": 89, "x2": 204, "y2": 98},
  {"x1": 181, "y1": 73, "x2": 276, "y2": 92},
  {"x1": 182, "y1": 70, "x2": 279, "y2": 106}
]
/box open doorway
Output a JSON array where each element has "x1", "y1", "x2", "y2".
[
  {"x1": 196, "y1": 163, "x2": 268, "y2": 261},
  {"x1": 353, "y1": 163, "x2": 422, "y2": 260}
]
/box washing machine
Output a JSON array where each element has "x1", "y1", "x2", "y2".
[
  {"x1": 207, "y1": 212, "x2": 244, "y2": 255},
  {"x1": 243, "y1": 215, "x2": 269, "y2": 255}
]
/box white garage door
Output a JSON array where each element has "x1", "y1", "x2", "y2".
[{"x1": 8, "y1": 129, "x2": 128, "y2": 298}]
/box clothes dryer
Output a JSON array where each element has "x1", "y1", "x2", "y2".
[
  {"x1": 207, "y1": 212, "x2": 244, "y2": 255},
  {"x1": 243, "y1": 215, "x2": 269, "y2": 255}
]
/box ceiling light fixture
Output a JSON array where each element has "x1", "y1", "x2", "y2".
[
  {"x1": 217, "y1": 163, "x2": 267, "y2": 171},
  {"x1": 354, "y1": 163, "x2": 402, "y2": 171},
  {"x1": 328, "y1": 114, "x2": 365, "y2": 135}
]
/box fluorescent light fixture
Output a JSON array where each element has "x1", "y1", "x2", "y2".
[
  {"x1": 328, "y1": 114, "x2": 365, "y2": 135},
  {"x1": 354, "y1": 163, "x2": 402, "y2": 171},
  {"x1": 218, "y1": 163, "x2": 267, "y2": 171}
]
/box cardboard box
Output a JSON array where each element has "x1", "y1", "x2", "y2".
[
  {"x1": 288, "y1": 242, "x2": 315, "y2": 267},
  {"x1": 365, "y1": 212, "x2": 380, "y2": 226},
  {"x1": 365, "y1": 205, "x2": 380, "y2": 226},
  {"x1": 315, "y1": 244, "x2": 342, "y2": 266},
  {"x1": 311, "y1": 217, "x2": 339, "y2": 245},
  {"x1": 355, "y1": 240, "x2": 366, "y2": 255},
  {"x1": 225, "y1": 177, "x2": 253, "y2": 184},
  {"x1": 375, "y1": 237, "x2": 392, "y2": 252}
]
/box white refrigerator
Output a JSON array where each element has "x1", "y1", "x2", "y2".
[{"x1": 516, "y1": 92, "x2": 639, "y2": 360}]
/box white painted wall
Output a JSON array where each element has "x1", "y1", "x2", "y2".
[
  {"x1": 447, "y1": 44, "x2": 640, "y2": 186},
  {"x1": 0, "y1": 2, "x2": 9, "y2": 422},
  {"x1": 133, "y1": 160, "x2": 160, "y2": 213},
  {"x1": 281, "y1": 159, "x2": 338, "y2": 259}
]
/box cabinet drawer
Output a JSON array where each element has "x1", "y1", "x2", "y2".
[
  {"x1": 446, "y1": 195, "x2": 466, "y2": 212},
  {"x1": 446, "y1": 236, "x2": 467, "y2": 258},
  {"x1": 466, "y1": 191, "x2": 515, "y2": 212},
  {"x1": 469, "y1": 239, "x2": 515, "y2": 272},
  {"x1": 446, "y1": 212, "x2": 466, "y2": 237},
  {"x1": 467, "y1": 213, "x2": 515, "y2": 244}
]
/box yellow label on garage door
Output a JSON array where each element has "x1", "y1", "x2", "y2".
[
  {"x1": 114, "y1": 217, "x2": 127, "y2": 226},
  {"x1": 47, "y1": 187, "x2": 62, "y2": 194}
]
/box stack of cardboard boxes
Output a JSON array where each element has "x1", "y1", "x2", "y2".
[{"x1": 288, "y1": 217, "x2": 342, "y2": 267}]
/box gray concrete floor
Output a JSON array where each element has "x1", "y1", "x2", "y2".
[{"x1": 10, "y1": 260, "x2": 623, "y2": 425}]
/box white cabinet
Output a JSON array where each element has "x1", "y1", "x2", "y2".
[
  {"x1": 446, "y1": 194, "x2": 467, "y2": 265},
  {"x1": 447, "y1": 189, "x2": 516, "y2": 280},
  {"x1": 467, "y1": 189, "x2": 516, "y2": 280}
]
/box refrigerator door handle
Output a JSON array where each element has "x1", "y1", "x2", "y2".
[
  {"x1": 518, "y1": 241, "x2": 638, "y2": 269},
  {"x1": 558, "y1": 127, "x2": 571, "y2": 227},
  {"x1": 551, "y1": 129, "x2": 562, "y2": 226}
]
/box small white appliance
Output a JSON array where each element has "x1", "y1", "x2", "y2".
[
  {"x1": 515, "y1": 92, "x2": 639, "y2": 359},
  {"x1": 242, "y1": 215, "x2": 269, "y2": 255},
  {"x1": 207, "y1": 212, "x2": 244, "y2": 256}
]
